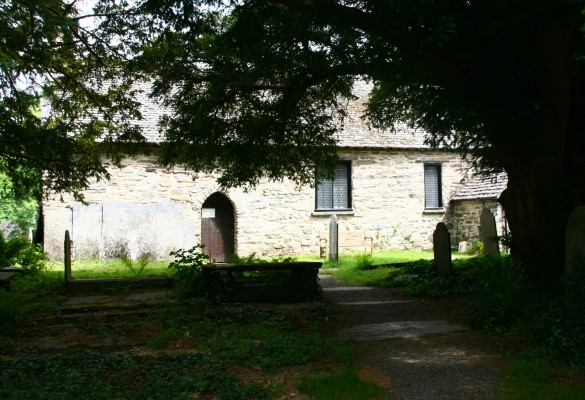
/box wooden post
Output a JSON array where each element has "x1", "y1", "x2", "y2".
[
  {"x1": 329, "y1": 214, "x2": 338, "y2": 261},
  {"x1": 64, "y1": 230, "x2": 72, "y2": 283}
]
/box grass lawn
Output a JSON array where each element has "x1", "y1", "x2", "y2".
[
  {"x1": 318, "y1": 250, "x2": 435, "y2": 286},
  {"x1": 46, "y1": 258, "x2": 174, "y2": 279}
]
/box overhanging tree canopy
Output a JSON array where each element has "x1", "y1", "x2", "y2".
[
  {"x1": 129, "y1": 0, "x2": 585, "y2": 291},
  {"x1": 1, "y1": 0, "x2": 146, "y2": 200}
]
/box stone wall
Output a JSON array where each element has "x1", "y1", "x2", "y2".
[
  {"x1": 43, "y1": 148, "x2": 469, "y2": 260},
  {"x1": 446, "y1": 199, "x2": 507, "y2": 249}
]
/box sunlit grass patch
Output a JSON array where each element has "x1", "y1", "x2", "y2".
[
  {"x1": 324, "y1": 250, "x2": 434, "y2": 286},
  {"x1": 46, "y1": 259, "x2": 173, "y2": 278}
]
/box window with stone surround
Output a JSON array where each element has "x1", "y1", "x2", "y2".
[
  {"x1": 315, "y1": 161, "x2": 352, "y2": 211},
  {"x1": 424, "y1": 164, "x2": 443, "y2": 209}
]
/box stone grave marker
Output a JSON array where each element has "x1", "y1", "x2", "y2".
[
  {"x1": 480, "y1": 207, "x2": 499, "y2": 255},
  {"x1": 329, "y1": 214, "x2": 338, "y2": 261},
  {"x1": 565, "y1": 205, "x2": 585, "y2": 277},
  {"x1": 458, "y1": 240, "x2": 470, "y2": 253},
  {"x1": 433, "y1": 222, "x2": 452, "y2": 274},
  {"x1": 64, "y1": 230, "x2": 72, "y2": 283}
]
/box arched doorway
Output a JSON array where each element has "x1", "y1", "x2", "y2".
[{"x1": 201, "y1": 192, "x2": 235, "y2": 262}]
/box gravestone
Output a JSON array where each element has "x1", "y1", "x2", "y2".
[
  {"x1": 565, "y1": 205, "x2": 585, "y2": 277},
  {"x1": 433, "y1": 222, "x2": 452, "y2": 274},
  {"x1": 458, "y1": 240, "x2": 470, "y2": 253},
  {"x1": 64, "y1": 230, "x2": 72, "y2": 282},
  {"x1": 329, "y1": 214, "x2": 338, "y2": 261},
  {"x1": 480, "y1": 207, "x2": 500, "y2": 255}
]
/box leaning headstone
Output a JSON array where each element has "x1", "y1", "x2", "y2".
[
  {"x1": 64, "y1": 230, "x2": 72, "y2": 282},
  {"x1": 433, "y1": 222, "x2": 452, "y2": 274},
  {"x1": 480, "y1": 207, "x2": 499, "y2": 255},
  {"x1": 565, "y1": 205, "x2": 585, "y2": 277},
  {"x1": 329, "y1": 214, "x2": 338, "y2": 262}
]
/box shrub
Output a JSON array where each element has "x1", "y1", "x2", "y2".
[
  {"x1": 0, "y1": 233, "x2": 45, "y2": 273},
  {"x1": 541, "y1": 266, "x2": 585, "y2": 369},
  {"x1": 467, "y1": 256, "x2": 534, "y2": 331},
  {"x1": 168, "y1": 245, "x2": 209, "y2": 298}
]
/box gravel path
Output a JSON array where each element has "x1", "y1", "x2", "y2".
[{"x1": 320, "y1": 273, "x2": 506, "y2": 400}]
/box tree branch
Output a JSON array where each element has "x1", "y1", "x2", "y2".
[{"x1": 271, "y1": 0, "x2": 467, "y2": 89}]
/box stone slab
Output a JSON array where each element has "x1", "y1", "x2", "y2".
[
  {"x1": 337, "y1": 300, "x2": 415, "y2": 306},
  {"x1": 338, "y1": 320, "x2": 468, "y2": 341},
  {"x1": 433, "y1": 222, "x2": 452, "y2": 274},
  {"x1": 480, "y1": 207, "x2": 500, "y2": 254},
  {"x1": 322, "y1": 286, "x2": 375, "y2": 292}
]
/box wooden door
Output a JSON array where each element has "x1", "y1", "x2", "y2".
[{"x1": 201, "y1": 193, "x2": 235, "y2": 262}]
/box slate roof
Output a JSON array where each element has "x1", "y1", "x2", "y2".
[
  {"x1": 450, "y1": 173, "x2": 508, "y2": 201},
  {"x1": 334, "y1": 81, "x2": 429, "y2": 148},
  {"x1": 132, "y1": 81, "x2": 164, "y2": 143},
  {"x1": 133, "y1": 80, "x2": 430, "y2": 149}
]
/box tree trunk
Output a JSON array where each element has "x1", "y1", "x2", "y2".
[
  {"x1": 495, "y1": 14, "x2": 581, "y2": 294},
  {"x1": 499, "y1": 164, "x2": 575, "y2": 294}
]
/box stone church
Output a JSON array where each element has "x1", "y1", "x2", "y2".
[{"x1": 42, "y1": 82, "x2": 507, "y2": 261}]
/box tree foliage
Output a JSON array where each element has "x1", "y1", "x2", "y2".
[
  {"x1": 0, "y1": 172, "x2": 38, "y2": 234},
  {"x1": 129, "y1": 0, "x2": 585, "y2": 179},
  {"x1": 127, "y1": 0, "x2": 585, "y2": 290},
  {"x1": 0, "y1": 0, "x2": 146, "y2": 200}
]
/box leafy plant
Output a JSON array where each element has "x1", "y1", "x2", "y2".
[
  {"x1": 467, "y1": 241, "x2": 484, "y2": 256},
  {"x1": 120, "y1": 252, "x2": 151, "y2": 276},
  {"x1": 168, "y1": 245, "x2": 209, "y2": 298},
  {"x1": 0, "y1": 232, "x2": 45, "y2": 273},
  {"x1": 354, "y1": 253, "x2": 375, "y2": 270}
]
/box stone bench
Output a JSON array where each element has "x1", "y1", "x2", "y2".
[
  {"x1": 202, "y1": 262, "x2": 322, "y2": 303},
  {"x1": 319, "y1": 231, "x2": 374, "y2": 257}
]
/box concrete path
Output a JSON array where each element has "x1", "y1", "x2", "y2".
[{"x1": 320, "y1": 273, "x2": 505, "y2": 400}]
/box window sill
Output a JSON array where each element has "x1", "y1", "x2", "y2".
[
  {"x1": 312, "y1": 210, "x2": 354, "y2": 217},
  {"x1": 423, "y1": 208, "x2": 445, "y2": 214}
]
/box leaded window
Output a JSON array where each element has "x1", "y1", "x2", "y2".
[
  {"x1": 424, "y1": 164, "x2": 442, "y2": 209},
  {"x1": 316, "y1": 162, "x2": 352, "y2": 210}
]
